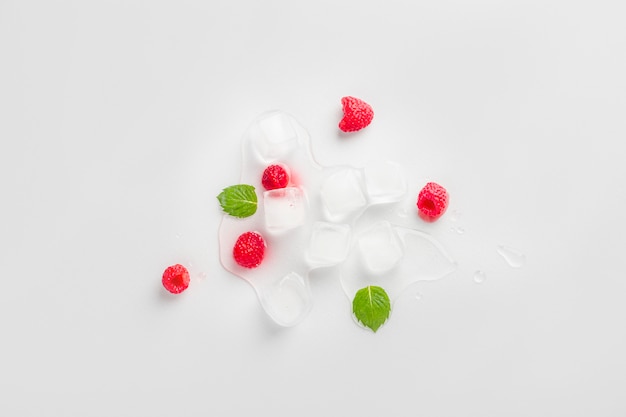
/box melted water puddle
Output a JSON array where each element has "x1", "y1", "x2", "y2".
[
  {"x1": 218, "y1": 111, "x2": 455, "y2": 326},
  {"x1": 218, "y1": 111, "x2": 526, "y2": 326}
]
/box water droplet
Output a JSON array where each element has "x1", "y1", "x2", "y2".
[
  {"x1": 450, "y1": 210, "x2": 462, "y2": 222},
  {"x1": 473, "y1": 270, "x2": 486, "y2": 284},
  {"x1": 496, "y1": 245, "x2": 526, "y2": 268},
  {"x1": 415, "y1": 292, "x2": 423, "y2": 300},
  {"x1": 198, "y1": 272, "x2": 207, "y2": 280},
  {"x1": 175, "y1": 233, "x2": 182, "y2": 239},
  {"x1": 450, "y1": 226, "x2": 465, "y2": 234}
]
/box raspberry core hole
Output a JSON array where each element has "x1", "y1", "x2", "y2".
[{"x1": 422, "y1": 199, "x2": 435, "y2": 211}]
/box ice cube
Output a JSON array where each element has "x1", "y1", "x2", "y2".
[
  {"x1": 263, "y1": 187, "x2": 307, "y2": 232},
  {"x1": 252, "y1": 112, "x2": 300, "y2": 160},
  {"x1": 320, "y1": 169, "x2": 367, "y2": 221},
  {"x1": 307, "y1": 222, "x2": 351, "y2": 267},
  {"x1": 358, "y1": 221, "x2": 404, "y2": 273},
  {"x1": 363, "y1": 160, "x2": 407, "y2": 203},
  {"x1": 259, "y1": 271, "x2": 312, "y2": 327}
]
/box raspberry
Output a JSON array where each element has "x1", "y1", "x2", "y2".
[
  {"x1": 233, "y1": 231, "x2": 266, "y2": 268},
  {"x1": 162, "y1": 264, "x2": 190, "y2": 294},
  {"x1": 339, "y1": 96, "x2": 374, "y2": 132},
  {"x1": 417, "y1": 182, "x2": 449, "y2": 222},
  {"x1": 262, "y1": 164, "x2": 289, "y2": 190}
]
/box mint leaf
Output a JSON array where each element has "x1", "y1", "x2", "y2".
[
  {"x1": 352, "y1": 285, "x2": 391, "y2": 332},
  {"x1": 217, "y1": 184, "x2": 258, "y2": 218}
]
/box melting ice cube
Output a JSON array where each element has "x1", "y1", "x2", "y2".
[
  {"x1": 306, "y1": 222, "x2": 351, "y2": 267},
  {"x1": 259, "y1": 271, "x2": 313, "y2": 327},
  {"x1": 263, "y1": 187, "x2": 307, "y2": 232},
  {"x1": 251, "y1": 112, "x2": 300, "y2": 160},
  {"x1": 358, "y1": 221, "x2": 404, "y2": 273},
  {"x1": 320, "y1": 169, "x2": 367, "y2": 221},
  {"x1": 363, "y1": 160, "x2": 407, "y2": 203}
]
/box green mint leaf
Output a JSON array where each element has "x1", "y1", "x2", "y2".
[
  {"x1": 217, "y1": 184, "x2": 258, "y2": 218},
  {"x1": 352, "y1": 285, "x2": 391, "y2": 332}
]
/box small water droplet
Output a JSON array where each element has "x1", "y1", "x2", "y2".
[
  {"x1": 473, "y1": 270, "x2": 486, "y2": 284},
  {"x1": 198, "y1": 272, "x2": 207, "y2": 281},
  {"x1": 415, "y1": 292, "x2": 423, "y2": 300},
  {"x1": 496, "y1": 245, "x2": 526, "y2": 268},
  {"x1": 175, "y1": 233, "x2": 182, "y2": 239},
  {"x1": 450, "y1": 226, "x2": 465, "y2": 234},
  {"x1": 450, "y1": 210, "x2": 462, "y2": 222}
]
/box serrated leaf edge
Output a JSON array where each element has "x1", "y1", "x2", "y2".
[
  {"x1": 217, "y1": 184, "x2": 258, "y2": 218},
  {"x1": 352, "y1": 285, "x2": 391, "y2": 333}
]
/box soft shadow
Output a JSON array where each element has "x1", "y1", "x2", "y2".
[
  {"x1": 336, "y1": 129, "x2": 361, "y2": 141},
  {"x1": 255, "y1": 307, "x2": 296, "y2": 338},
  {"x1": 156, "y1": 284, "x2": 184, "y2": 304}
]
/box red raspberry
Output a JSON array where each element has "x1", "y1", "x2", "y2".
[
  {"x1": 339, "y1": 96, "x2": 374, "y2": 132},
  {"x1": 417, "y1": 182, "x2": 449, "y2": 222},
  {"x1": 262, "y1": 164, "x2": 289, "y2": 190},
  {"x1": 233, "y1": 231, "x2": 266, "y2": 268},
  {"x1": 162, "y1": 264, "x2": 190, "y2": 294}
]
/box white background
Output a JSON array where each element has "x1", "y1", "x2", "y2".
[{"x1": 1, "y1": 0, "x2": 625, "y2": 416}]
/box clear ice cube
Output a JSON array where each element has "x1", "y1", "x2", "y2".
[
  {"x1": 252, "y1": 112, "x2": 300, "y2": 160},
  {"x1": 263, "y1": 187, "x2": 307, "y2": 233},
  {"x1": 320, "y1": 169, "x2": 367, "y2": 221},
  {"x1": 259, "y1": 271, "x2": 312, "y2": 327},
  {"x1": 306, "y1": 222, "x2": 351, "y2": 267},
  {"x1": 363, "y1": 160, "x2": 407, "y2": 203},
  {"x1": 358, "y1": 221, "x2": 403, "y2": 273}
]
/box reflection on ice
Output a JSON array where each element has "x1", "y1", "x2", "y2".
[
  {"x1": 358, "y1": 221, "x2": 403, "y2": 274},
  {"x1": 363, "y1": 160, "x2": 407, "y2": 204},
  {"x1": 320, "y1": 169, "x2": 367, "y2": 221},
  {"x1": 307, "y1": 222, "x2": 351, "y2": 267},
  {"x1": 259, "y1": 271, "x2": 312, "y2": 327},
  {"x1": 263, "y1": 187, "x2": 307, "y2": 233}
]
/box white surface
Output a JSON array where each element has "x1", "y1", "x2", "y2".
[{"x1": 1, "y1": 0, "x2": 625, "y2": 416}]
